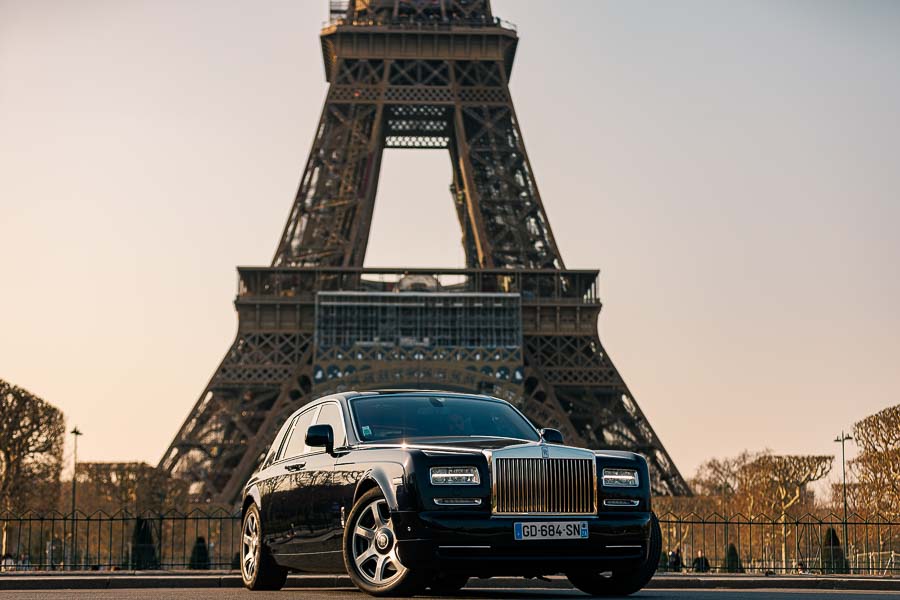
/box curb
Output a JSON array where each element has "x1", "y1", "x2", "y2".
[
  {"x1": 646, "y1": 576, "x2": 900, "y2": 591},
  {"x1": 1, "y1": 573, "x2": 898, "y2": 591}
]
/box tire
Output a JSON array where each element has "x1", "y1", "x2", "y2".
[
  {"x1": 241, "y1": 504, "x2": 288, "y2": 591},
  {"x1": 343, "y1": 487, "x2": 427, "y2": 597},
  {"x1": 427, "y1": 573, "x2": 469, "y2": 593},
  {"x1": 567, "y1": 513, "x2": 661, "y2": 597}
]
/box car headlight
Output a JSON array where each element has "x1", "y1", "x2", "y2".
[
  {"x1": 602, "y1": 468, "x2": 639, "y2": 488},
  {"x1": 430, "y1": 466, "x2": 480, "y2": 485}
]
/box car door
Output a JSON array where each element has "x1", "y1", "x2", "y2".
[
  {"x1": 275, "y1": 403, "x2": 348, "y2": 569},
  {"x1": 309, "y1": 402, "x2": 351, "y2": 561},
  {"x1": 254, "y1": 413, "x2": 299, "y2": 549},
  {"x1": 262, "y1": 406, "x2": 318, "y2": 557}
]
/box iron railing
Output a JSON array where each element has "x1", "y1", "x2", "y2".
[
  {"x1": 236, "y1": 267, "x2": 601, "y2": 305},
  {"x1": 0, "y1": 509, "x2": 240, "y2": 572},
  {"x1": 1, "y1": 509, "x2": 898, "y2": 574},
  {"x1": 657, "y1": 512, "x2": 900, "y2": 575}
]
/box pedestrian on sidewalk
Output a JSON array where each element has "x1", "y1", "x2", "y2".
[
  {"x1": 668, "y1": 547, "x2": 683, "y2": 572},
  {"x1": 692, "y1": 549, "x2": 711, "y2": 573},
  {"x1": 1, "y1": 553, "x2": 15, "y2": 572}
]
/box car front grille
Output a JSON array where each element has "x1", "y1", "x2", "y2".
[{"x1": 493, "y1": 457, "x2": 596, "y2": 515}]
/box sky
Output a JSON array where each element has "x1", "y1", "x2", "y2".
[{"x1": 1, "y1": 0, "x2": 899, "y2": 491}]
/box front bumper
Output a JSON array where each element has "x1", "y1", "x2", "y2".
[{"x1": 392, "y1": 510, "x2": 652, "y2": 576}]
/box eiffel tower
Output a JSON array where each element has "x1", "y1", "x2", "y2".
[{"x1": 160, "y1": 0, "x2": 691, "y2": 502}]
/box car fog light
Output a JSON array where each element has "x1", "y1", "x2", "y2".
[
  {"x1": 434, "y1": 498, "x2": 482, "y2": 506},
  {"x1": 602, "y1": 468, "x2": 639, "y2": 488},
  {"x1": 430, "y1": 466, "x2": 480, "y2": 485},
  {"x1": 603, "y1": 499, "x2": 641, "y2": 507}
]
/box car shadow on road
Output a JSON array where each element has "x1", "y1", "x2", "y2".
[{"x1": 418, "y1": 589, "x2": 671, "y2": 600}]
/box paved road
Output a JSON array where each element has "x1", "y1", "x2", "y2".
[{"x1": 2, "y1": 588, "x2": 900, "y2": 600}]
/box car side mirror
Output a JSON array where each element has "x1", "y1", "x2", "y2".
[
  {"x1": 306, "y1": 424, "x2": 334, "y2": 455},
  {"x1": 540, "y1": 428, "x2": 564, "y2": 444}
]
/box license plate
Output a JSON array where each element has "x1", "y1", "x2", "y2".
[{"x1": 514, "y1": 521, "x2": 589, "y2": 541}]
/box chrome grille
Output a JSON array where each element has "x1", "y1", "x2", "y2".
[{"x1": 493, "y1": 457, "x2": 596, "y2": 515}]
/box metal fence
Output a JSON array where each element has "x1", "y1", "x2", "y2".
[
  {"x1": 0, "y1": 509, "x2": 240, "y2": 572},
  {"x1": 657, "y1": 512, "x2": 900, "y2": 575},
  {"x1": 1, "y1": 510, "x2": 898, "y2": 574}
]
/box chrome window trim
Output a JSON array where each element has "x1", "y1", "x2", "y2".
[
  {"x1": 313, "y1": 400, "x2": 349, "y2": 449},
  {"x1": 275, "y1": 404, "x2": 323, "y2": 463}
]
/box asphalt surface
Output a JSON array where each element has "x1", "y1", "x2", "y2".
[{"x1": 2, "y1": 588, "x2": 900, "y2": 599}]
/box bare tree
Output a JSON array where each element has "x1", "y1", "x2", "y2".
[
  {"x1": 63, "y1": 462, "x2": 188, "y2": 515},
  {"x1": 0, "y1": 379, "x2": 66, "y2": 554},
  {"x1": 748, "y1": 454, "x2": 832, "y2": 569},
  {"x1": 850, "y1": 404, "x2": 900, "y2": 518},
  {"x1": 692, "y1": 450, "x2": 767, "y2": 516}
]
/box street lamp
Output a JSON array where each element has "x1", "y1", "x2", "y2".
[
  {"x1": 70, "y1": 427, "x2": 82, "y2": 570},
  {"x1": 834, "y1": 431, "x2": 852, "y2": 556},
  {"x1": 70, "y1": 427, "x2": 82, "y2": 516}
]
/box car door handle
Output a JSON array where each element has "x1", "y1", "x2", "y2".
[{"x1": 285, "y1": 463, "x2": 306, "y2": 472}]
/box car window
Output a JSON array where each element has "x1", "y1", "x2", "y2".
[
  {"x1": 280, "y1": 408, "x2": 317, "y2": 460},
  {"x1": 350, "y1": 394, "x2": 540, "y2": 442},
  {"x1": 265, "y1": 417, "x2": 296, "y2": 466},
  {"x1": 315, "y1": 403, "x2": 347, "y2": 448}
]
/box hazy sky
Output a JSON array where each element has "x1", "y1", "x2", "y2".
[{"x1": 2, "y1": 1, "x2": 899, "y2": 489}]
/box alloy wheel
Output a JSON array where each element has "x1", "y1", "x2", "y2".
[
  {"x1": 242, "y1": 510, "x2": 260, "y2": 581},
  {"x1": 351, "y1": 497, "x2": 407, "y2": 585}
]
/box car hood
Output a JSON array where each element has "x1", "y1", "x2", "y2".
[
  {"x1": 360, "y1": 436, "x2": 536, "y2": 453},
  {"x1": 357, "y1": 436, "x2": 642, "y2": 462}
]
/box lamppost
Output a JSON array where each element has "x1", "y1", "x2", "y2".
[
  {"x1": 70, "y1": 427, "x2": 82, "y2": 515},
  {"x1": 834, "y1": 431, "x2": 851, "y2": 555},
  {"x1": 70, "y1": 427, "x2": 82, "y2": 569}
]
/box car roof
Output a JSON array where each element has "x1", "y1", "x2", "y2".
[
  {"x1": 344, "y1": 389, "x2": 503, "y2": 400},
  {"x1": 287, "y1": 390, "x2": 509, "y2": 420}
]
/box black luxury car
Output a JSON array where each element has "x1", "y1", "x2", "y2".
[{"x1": 239, "y1": 391, "x2": 661, "y2": 596}]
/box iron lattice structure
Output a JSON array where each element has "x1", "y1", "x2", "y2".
[{"x1": 160, "y1": 0, "x2": 691, "y2": 502}]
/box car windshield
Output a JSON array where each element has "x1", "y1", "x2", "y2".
[{"x1": 350, "y1": 394, "x2": 540, "y2": 442}]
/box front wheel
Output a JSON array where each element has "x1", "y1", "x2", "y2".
[
  {"x1": 241, "y1": 504, "x2": 287, "y2": 591},
  {"x1": 567, "y1": 513, "x2": 661, "y2": 597},
  {"x1": 343, "y1": 488, "x2": 426, "y2": 597}
]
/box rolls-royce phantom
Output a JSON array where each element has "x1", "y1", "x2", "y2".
[{"x1": 239, "y1": 391, "x2": 660, "y2": 596}]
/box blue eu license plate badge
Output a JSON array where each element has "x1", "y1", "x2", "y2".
[{"x1": 514, "y1": 521, "x2": 589, "y2": 540}]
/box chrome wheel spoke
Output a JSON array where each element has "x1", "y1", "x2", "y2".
[
  {"x1": 373, "y1": 554, "x2": 389, "y2": 583},
  {"x1": 385, "y1": 550, "x2": 402, "y2": 576},
  {"x1": 370, "y1": 502, "x2": 387, "y2": 528},
  {"x1": 355, "y1": 547, "x2": 377, "y2": 569},
  {"x1": 355, "y1": 525, "x2": 375, "y2": 540}
]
